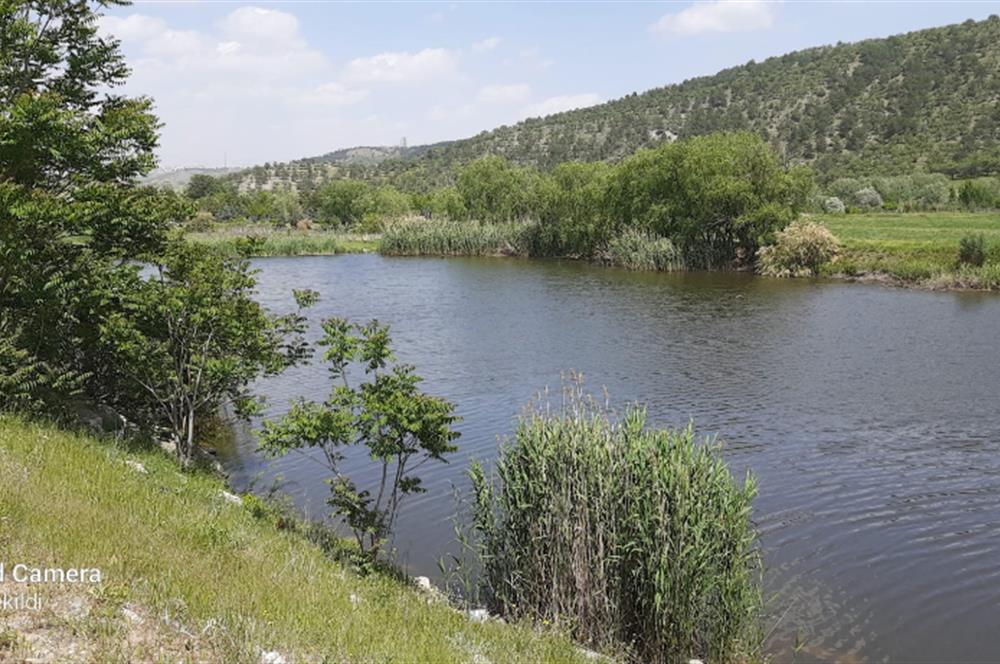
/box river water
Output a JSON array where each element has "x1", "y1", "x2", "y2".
[{"x1": 221, "y1": 254, "x2": 1000, "y2": 663}]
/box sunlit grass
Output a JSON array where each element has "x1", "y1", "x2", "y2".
[
  {"x1": 0, "y1": 416, "x2": 589, "y2": 663},
  {"x1": 813, "y1": 211, "x2": 1000, "y2": 288}
]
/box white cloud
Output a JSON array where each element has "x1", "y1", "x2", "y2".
[
  {"x1": 525, "y1": 93, "x2": 602, "y2": 118},
  {"x1": 99, "y1": 14, "x2": 167, "y2": 41},
  {"x1": 343, "y1": 48, "x2": 459, "y2": 84},
  {"x1": 428, "y1": 103, "x2": 476, "y2": 122},
  {"x1": 219, "y1": 7, "x2": 302, "y2": 46},
  {"x1": 478, "y1": 83, "x2": 531, "y2": 104},
  {"x1": 650, "y1": 1, "x2": 776, "y2": 35},
  {"x1": 472, "y1": 36, "x2": 502, "y2": 53},
  {"x1": 304, "y1": 82, "x2": 370, "y2": 106},
  {"x1": 517, "y1": 46, "x2": 554, "y2": 70}
]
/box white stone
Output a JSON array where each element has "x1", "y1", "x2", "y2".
[
  {"x1": 414, "y1": 576, "x2": 433, "y2": 592},
  {"x1": 121, "y1": 606, "x2": 143, "y2": 624},
  {"x1": 125, "y1": 460, "x2": 148, "y2": 475},
  {"x1": 220, "y1": 491, "x2": 242, "y2": 506},
  {"x1": 260, "y1": 651, "x2": 286, "y2": 664},
  {"x1": 467, "y1": 608, "x2": 489, "y2": 623},
  {"x1": 349, "y1": 593, "x2": 361, "y2": 606}
]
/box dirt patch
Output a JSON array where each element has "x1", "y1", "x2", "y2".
[{"x1": 0, "y1": 581, "x2": 230, "y2": 662}]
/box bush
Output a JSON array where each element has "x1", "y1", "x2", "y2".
[
  {"x1": 469, "y1": 384, "x2": 762, "y2": 663},
  {"x1": 853, "y1": 186, "x2": 883, "y2": 209},
  {"x1": 604, "y1": 230, "x2": 684, "y2": 271},
  {"x1": 958, "y1": 233, "x2": 987, "y2": 267},
  {"x1": 756, "y1": 220, "x2": 840, "y2": 277},
  {"x1": 958, "y1": 180, "x2": 998, "y2": 209},
  {"x1": 823, "y1": 196, "x2": 846, "y2": 214}
]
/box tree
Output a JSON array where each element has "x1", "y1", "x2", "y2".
[
  {"x1": 605, "y1": 132, "x2": 812, "y2": 267},
  {"x1": 261, "y1": 319, "x2": 460, "y2": 560},
  {"x1": 0, "y1": 0, "x2": 181, "y2": 417},
  {"x1": 185, "y1": 174, "x2": 224, "y2": 200},
  {"x1": 100, "y1": 242, "x2": 315, "y2": 465},
  {"x1": 533, "y1": 161, "x2": 612, "y2": 256},
  {"x1": 311, "y1": 179, "x2": 374, "y2": 226},
  {"x1": 1, "y1": 0, "x2": 158, "y2": 190},
  {"x1": 456, "y1": 156, "x2": 534, "y2": 223}
]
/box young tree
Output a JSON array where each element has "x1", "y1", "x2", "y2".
[
  {"x1": 100, "y1": 242, "x2": 316, "y2": 465},
  {"x1": 260, "y1": 319, "x2": 460, "y2": 560}
]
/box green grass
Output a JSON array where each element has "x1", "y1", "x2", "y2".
[
  {"x1": 813, "y1": 211, "x2": 1000, "y2": 289},
  {"x1": 186, "y1": 225, "x2": 379, "y2": 257},
  {"x1": 0, "y1": 416, "x2": 590, "y2": 663}
]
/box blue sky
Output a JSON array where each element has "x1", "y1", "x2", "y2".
[{"x1": 100, "y1": 1, "x2": 1000, "y2": 168}]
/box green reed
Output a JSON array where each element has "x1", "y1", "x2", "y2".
[
  {"x1": 469, "y1": 382, "x2": 762, "y2": 663},
  {"x1": 603, "y1": 230, "x2": 686, "y2": 271},
  {"x1": 379, "y1": 220, "x2": 540, "y2": 257}
]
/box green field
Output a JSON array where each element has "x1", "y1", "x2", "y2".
[
  {"x1": 186, "y1": 225, "x2": 380, "y2": 257},
  {"x1": 813, "y1": 211, "x2": 1000, "y2": 289},
  {"x1": 0, "y1": 417, "x2": 587, "y2": 663}
]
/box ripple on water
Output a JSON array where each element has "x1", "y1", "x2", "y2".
[{"x1": 226, "y1": 255, "x2": 1000, "y2": 663}]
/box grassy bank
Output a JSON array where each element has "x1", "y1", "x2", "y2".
[
  {"x1": 0, "y1": 417, "x2": 588, "y2": 662},
  {"x1": 186, "y1": 225, "x2": 379, "y2": 257},
  {"x1": 817, "y1": 211, "x2": 1000, "y2": 289}
]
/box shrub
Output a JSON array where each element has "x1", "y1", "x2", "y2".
[
  {"x1": 756, "y1": 220, "x2": 840, "y2": 277},
  {"x1": 469, "y1": 383, "x2": 762, "y2": 663},
  {"x1": 958, "y1": 233, "x2": 987, "y2": 267},
  {"x1": 958, "y1": 180, "x2": 998, "y2": 209},
  {"x1": 604, "y1": 230, "x2": 684, "y2": 271},
  {"x1": 262, "y1": 319, "x2": 459, "y2": 560},
  {"x1": 853, "y1": 186, "x2": 883, "y2": 209},
  {"x1": 823, "y1": 196, "x2": 846, "y2": 214}
]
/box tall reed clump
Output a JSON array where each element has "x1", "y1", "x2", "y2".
[
  {"x1": 603, "y1": 230, "x2": 685, "y2": 271},
  {"x1": 469, "y1": 383, "x2": 762, "y2": 663},
  {"x1": 380, "y1": 219, "x2": 538, "y2": 257}
]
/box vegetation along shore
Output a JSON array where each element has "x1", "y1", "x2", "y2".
[{"x1": 5, "y1": 1, "x2": 1000, "y2": 661}]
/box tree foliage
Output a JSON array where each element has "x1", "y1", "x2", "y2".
[{"x1": 606, "y1": 132, "x2": 812, "y2": 266}]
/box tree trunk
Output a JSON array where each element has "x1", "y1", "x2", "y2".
[{"x1": 185, "y1": 410, "x2": 195, "y2": 467}]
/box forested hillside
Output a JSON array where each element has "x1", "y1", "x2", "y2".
[{"x1": 232, "y1": 16, "x2": 1000, "y2": 192}]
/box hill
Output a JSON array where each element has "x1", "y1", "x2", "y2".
[{"x1": 231, "y1": 16, "x2": 1000, "y2": 192}]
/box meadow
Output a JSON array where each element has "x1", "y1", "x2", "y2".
[{"x1": 815, "y1": 211, "x2": 1000, "y2": 288}]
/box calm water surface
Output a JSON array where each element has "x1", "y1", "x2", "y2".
[{"x1": 222, "y1": 254, "x2": 1000, "y2": 663}]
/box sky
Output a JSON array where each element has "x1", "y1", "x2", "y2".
[{"x1": 99, "y1": 1, "x2": 1000, "y2": 168}]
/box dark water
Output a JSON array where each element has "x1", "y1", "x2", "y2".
[{"x1": 223, "y1": 254, "x2": 1000, "y2": 663}]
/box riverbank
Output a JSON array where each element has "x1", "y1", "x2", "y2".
[
  {"x1": 187, "y1": 211, "x2": 1000, "y2": 292},
  {"x1": 186, "y1": 225, "x2": 380, "y2": 257},
  {"x1": 0, "y1": 416, "x2": 588, "y2": 662}
]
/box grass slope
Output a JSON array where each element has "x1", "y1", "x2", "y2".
[{"x1": 0, "y1": 417, "x2": 587, "y2": 663}]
